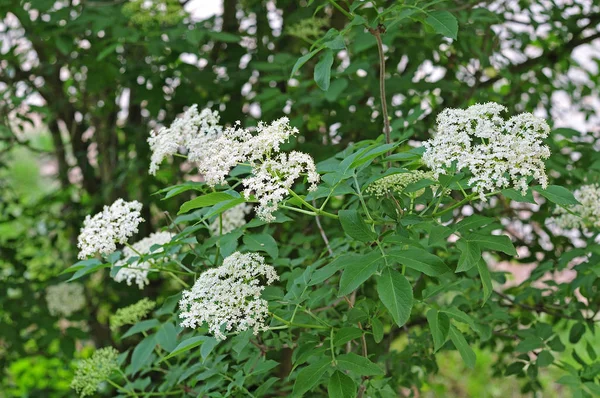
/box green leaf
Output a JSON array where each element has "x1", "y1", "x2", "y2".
[
  {"x1": 162, "y1": 336, "x2": 207, "y2": 361},
  {"x1": 502, "y1": 188, "x2": 536, "y2": 204},
  {"x1": 333, "y1": 327, "x2": 364, "y2": 346},
  {"x1": 448, "y1": 324, "x2": 476, "y2": 369},
  {"x1": 476, "y1": 259, "x2": 492, "y2": 305},
  {"x1": 556, "y1": 375, "x2": 581, "y2": 387},
  {"x1": 309, "y1": 254, "x2": 353, "y2": 286},
  {"x1": 324, "y1": 34, "x2": 346, "y2": 50},
  {"x1": 505, "y1": 362, "x2": 525, "y2": 376},
  {"x1": 290, "y1": 48, "x2": 322, "y2": 78},
  {"x1": 349, "y1": 143, "x2": 397, "y2": 170},
  {"x1": 292, "y1": 358, "x2": 332, "y2": 396},
  {"x1": 338, "y1": 209, "x2": 377, "y2": 242},
  {"x1": 425, "y1": 11, "x2": 458, "y2": 40},
  {"x1": 427, "y1": 309, "x2": 450, "y2": 352},
  {"x1": 533, "y1": 185, "x2": 579, "y2": 206},
  {"x1": 537, "y1": 350, "x2": 554, "y2": 367},
  {"x1": 338, "y1": 251, "x2": 382, "y2": 296},
  {"x1": 96, "y1": 42, "x2": 119, "y2": 61},
  {"x1": 243, "y1": 233, "x2": 279, "y2": 259},
  {"x1": 208, "y1": 31, "x2": 240, "y2": 43},
  {"x1": 516, "y1": 337, "x2": 544, "y2": 352},
  {"x1": 387, "y1": 248, "x2": 450, "y2": 276},
  {"x1": 455, "y1": 239, "x2": 481, "y2": 273},
  {"x1": 328, "y1": 371, "x2": 356, "y2": 398},
  {"x1": 466, "y1": 233, "x2": 517, "y2": 256},
  {"x1": 428, "y1": 225, "x2": 453, "y2": 247},
  {"x1": 130, "y1": 335, "x2": 157, "y2": 374},
  {"x1": 178, "y1": 192, "x2": 238, "y2": 214},
  {"x1": 156, "y1": 322, "x2": 178, "y2": 352},
  {"x1": 376, "y1": 267, "x2": 413, "y2": 327},
  {"x1": 569, "y1": 323, "x2": 586, "y2": 344},
  {"x1": 200, "y1": 337, "x2": 219, "y2": 360},
  {"x1": 336, "y1": 353, "x2": 384, "y2": 376},
  {"x1": 371, "y1": 318, "x2": 384, "y2": 343},
  {"x1": 122, "y1": 319, "x2": 160, "y2": 339},
  {"x1": 314, "y1": 49, "x2": 334, "y2": 91}
]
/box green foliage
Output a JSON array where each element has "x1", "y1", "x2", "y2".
[{"x1": 1, "y1": 0, "x2": 600, "y2": 397}]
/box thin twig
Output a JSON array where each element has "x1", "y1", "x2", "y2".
[
  {"x1": 370, "y1": 25, "x2": 392, "y2": 163},
  {"x1": 313, "y1": 199, "x2": 333, "y2": 256}
]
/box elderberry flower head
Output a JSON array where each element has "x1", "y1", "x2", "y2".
[
  {"x1": 77, "y1": 199, "x2": 144, "y2": 259},
  {"x1": 188, "y1": 122, "x2": 253, "y2": 186},
  {"x1": 366, "y1": 170, "x2": 440, "y2": 198},
  {"x1": 46, "y1": 282, "x2": 86, "y2": 317},
  {"x1": 246, "y1": 117, "x2": 299, "y2": 161},
  {"x1": 148, "y1": 105, "x2": 222, "y2": 175},
  {"x1": 422, "y1": 103, "x2": 550, "y2": 200},
  {"x1": 71, "y1": 347, "x2": 119, "y2": 397},
  {"x1": 209, "y1": 203, "x2": 253, "y2": 235},
  {"x1": 179, "y1": 252, "x2": 279, "y2": 340},
  {"x1": 113, "y1": 231, "x2": 174, "y2": 289},
  {"x1": 110, "y1": 298, "x2": 156, "y2": 331},
  {"x1": 550, "y1": 184, "x2": 599, "y2": 230},
  {"x1": 243, "y1": 151, "x2": 319, "y2": 222}
]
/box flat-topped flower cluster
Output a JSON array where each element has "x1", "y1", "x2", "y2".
[
  {"x1": 77, "y1": 199, "x2": 144, "y2": 259},
  {"x1": 178, "y1": 252, "x2": 278, "y2": 340},
  {"x1": 148, "y1": 105, "x2": 319, "y2": 221},
  {"x1": 551, "y1": 184, "x2": 600, "y2": 230},
  {"x1": 46, "y1": 282, "x2": 86, "y2": 317},
  {"x1": 423, "y1": 102, "x2": 550, "y2": 200},
  {"x1": 113, "y1": 231, "x2": 174, "y2": 289}
]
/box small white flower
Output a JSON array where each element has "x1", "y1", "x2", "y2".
[
  {"x1": 178, "y1": 252, "x2": 278, "y2": 340},
  {"x1": 77, "y1": 199, "x2": 144, "y2": 259},
  {"x1": 243, "y1": 151, "x2": 319, "y2": 222},
  {"x1": 422, "y1": 102, "x2": 550, "y2": 200},
  {"x1": 113, "y1": 231, "x2": 174, "y2": 289},
  {"x1": 148, "y1": 105, "x2": 222, "y2": 175},
  {"x1": 209, "y1": 203, "x2": 253, "y2": 235},
  {"x1": 550, "y1": 184, "x2": 600, "y2": 230},
  {"x1": 46, "y1": 282, "x2": 86, "y2": 317}
]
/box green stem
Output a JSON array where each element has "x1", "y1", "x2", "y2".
[
  {"x1": 330, "y1": 328, "x2": 336, "y2": 364},
  {"x1": 353, "y1": 174, "x2": 374, "y2": 223},
  {"x1": 280, "y1": 205, "x2": 319, "y2": 217},
  {"x1": 286, "y1": 190, "x2": 339, "y2": 219},
  {"x1": 289, "y1": 189, "x2": 320, "y2": 212},
  {"x1": 328, "y1": 0, "x2": 353, "y2": 20},
  {"x1": 106, "y1": 379, "x2": 135, "y2": 396}
]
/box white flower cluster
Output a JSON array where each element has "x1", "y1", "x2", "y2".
[
  {"x1": 113, "y1": 231, "x2": 174, "y2": 289},
  {"x1": 46, "y1": 282, "x2": 86, "y2": 317},
  {"x1": 366, "y1": 170, "x2": 438, "y2": 198},
  {"x1": 243, "y1": 152, "x2": 319, "y2": 221},
  {"x1": 209, "y1": 203, "x2": 253, "y2": 235},
  {"x1": 77, "y1": 199, "x2": 144, "y2": 259},
  {"x1": 422, "y1": 103, "x2": 550, "y2": 200},
  {"x1": 551, "y1": 184, "x2": 600, "y2": 230},
  {"x1": 178, "y1": 252, "x2": 278, "y2": 340},
  {"x1": 148, "y1": 105, "x2": 222, "y2": 176},
  {"x1": 148, "y1": 105, "x2": 320, "y2": 221}
]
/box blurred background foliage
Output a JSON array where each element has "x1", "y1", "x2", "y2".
[{"x1": 0, "y1": 0, "x2": 599, "y2": 396}]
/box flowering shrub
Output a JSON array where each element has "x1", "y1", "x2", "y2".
[
  {"x1": 4, "y1": 0, "x2": 598, "y2": 397},
  {"x1": 64, "y1": 95, "x2": 599, "y2": 396}
]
